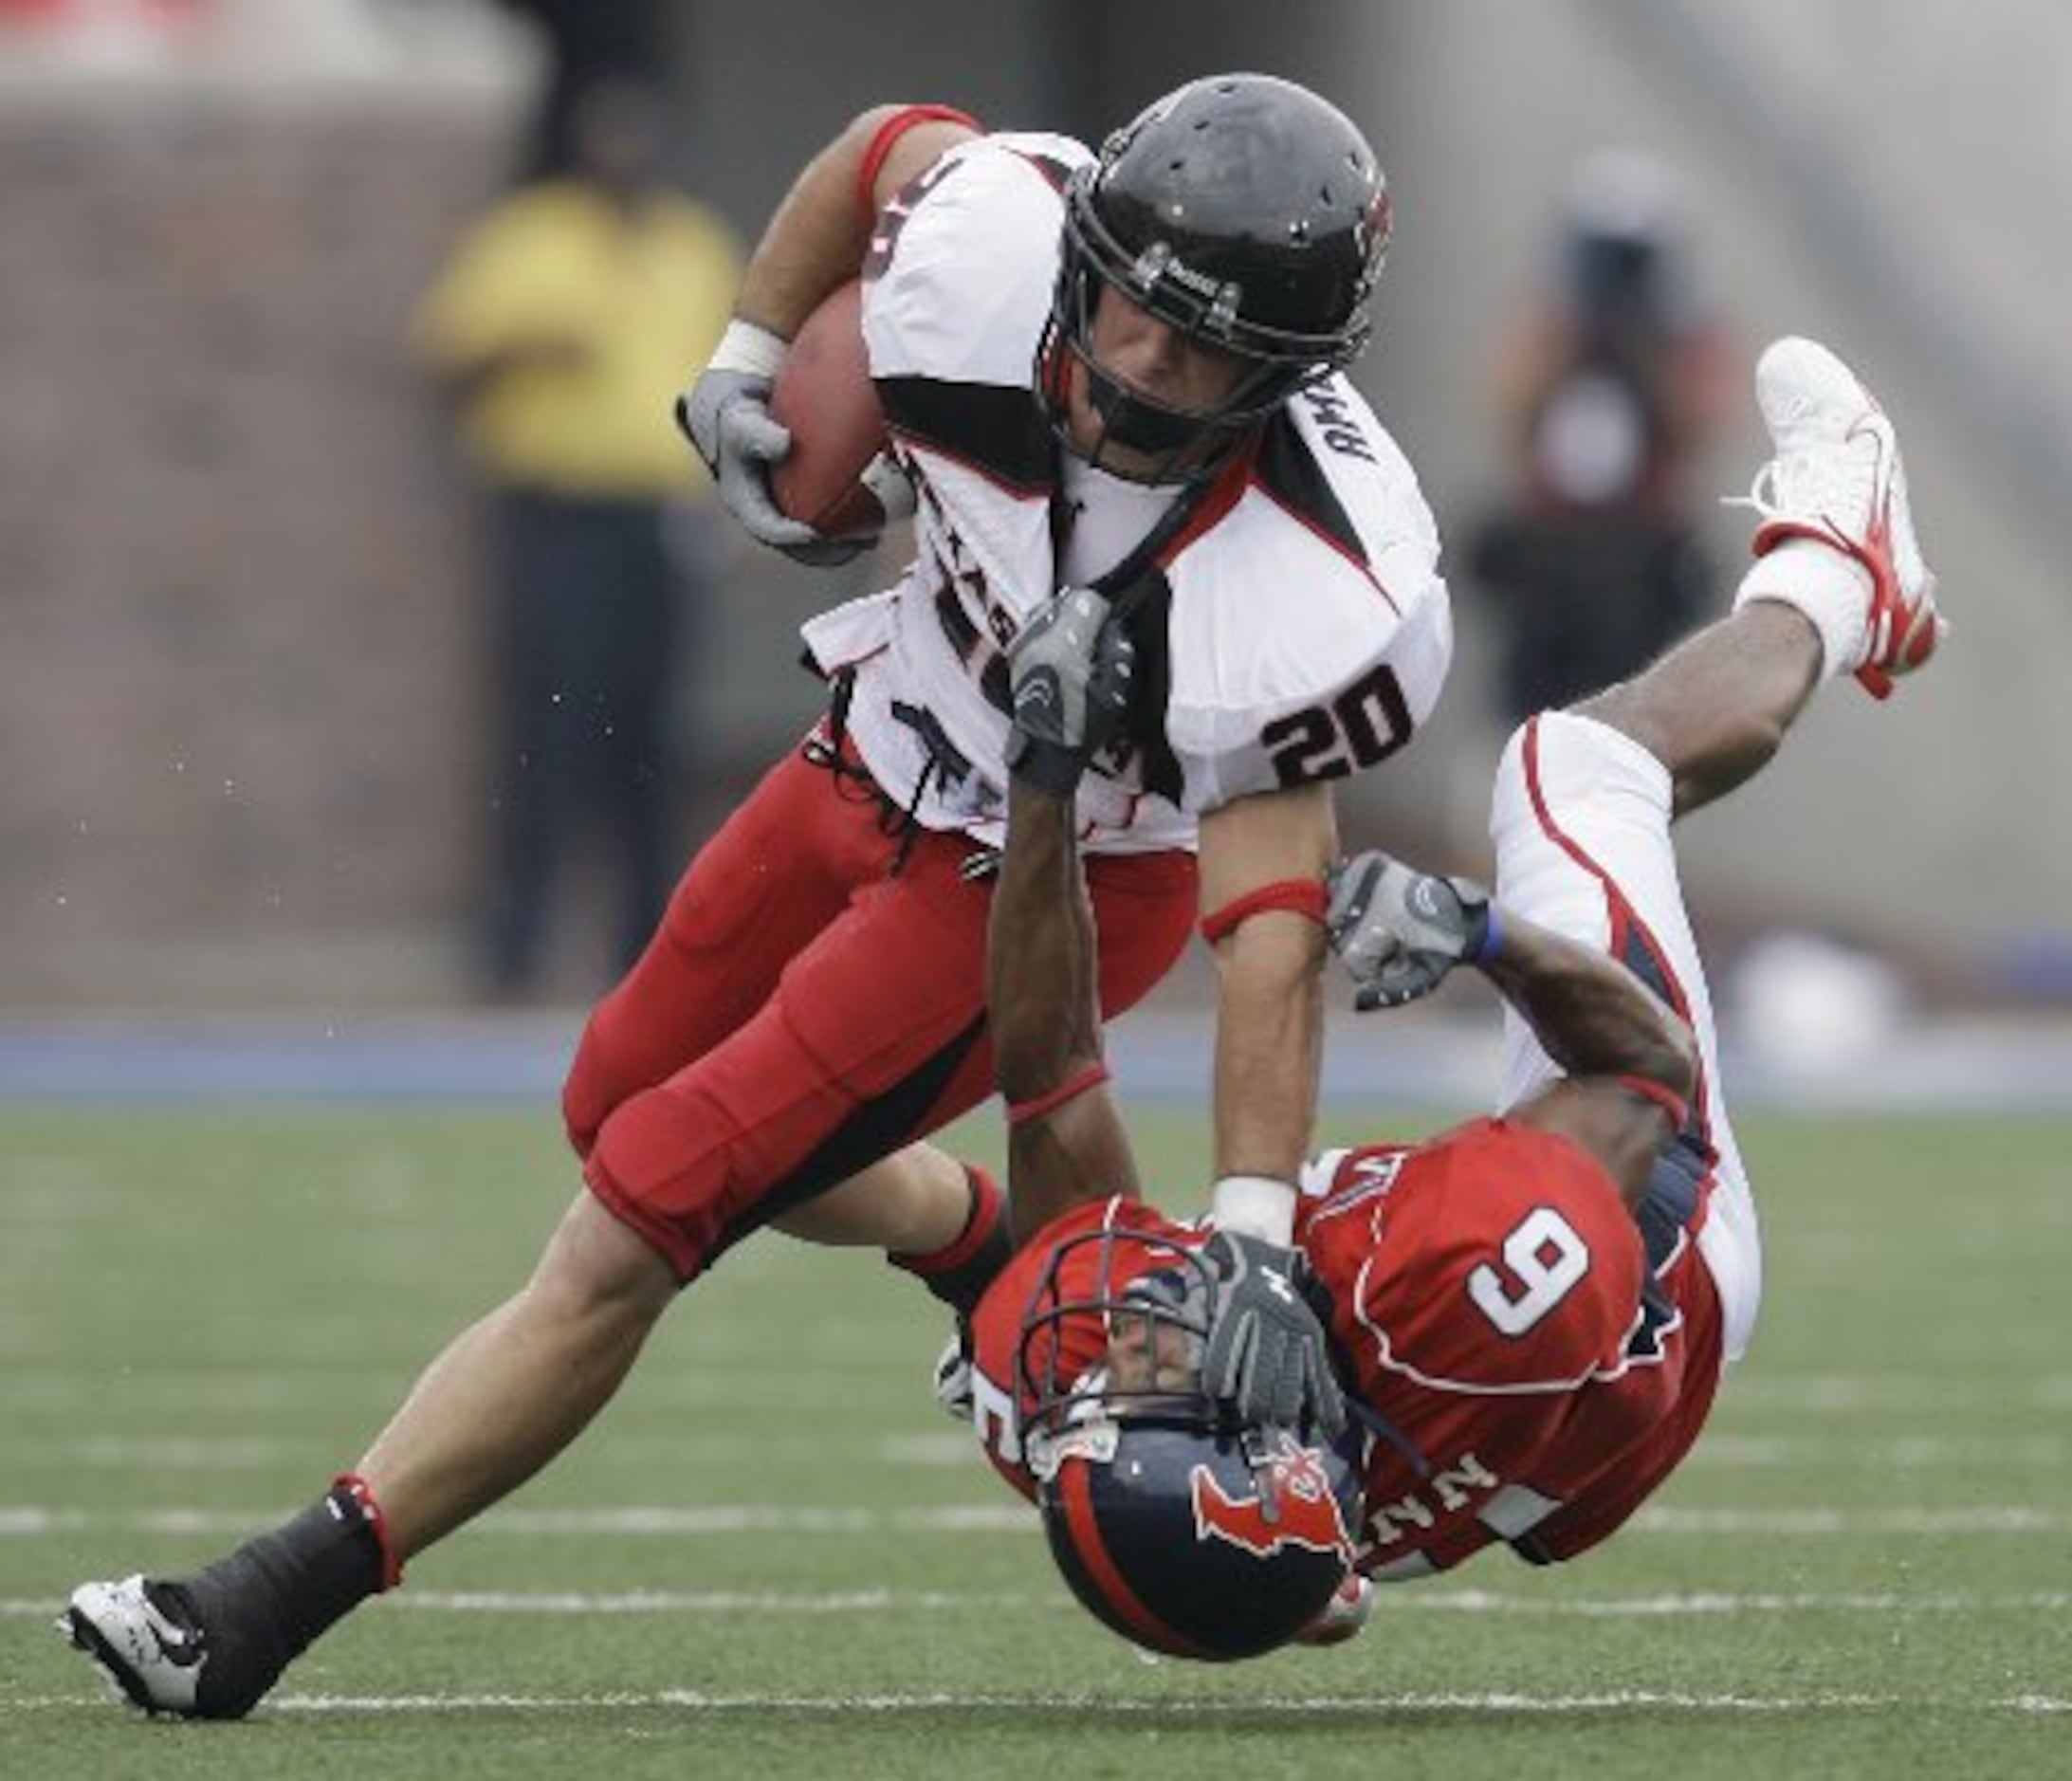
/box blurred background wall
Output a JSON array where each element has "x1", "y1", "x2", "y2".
[{"x1": 2, "y1": 0, "x2": 2066, "y2": 1014}]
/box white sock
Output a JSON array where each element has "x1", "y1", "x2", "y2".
[{"x1": 1733, "y1": 538, "x2": 1873, "y2": 680}]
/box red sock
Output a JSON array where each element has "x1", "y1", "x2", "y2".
[{"x1": 888, "y1": 1164, "x2": 1011, "y2": 1317}]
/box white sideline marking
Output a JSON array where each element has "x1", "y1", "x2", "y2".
[
  {"x1": 8, "y1": 1688, "x2": 2069, "y2": 1717},
  {"x1": 12, "y1": 1586, "x2": 2072, "y2": 1622},
  {"x1": 7, "y1": 1502, "x2": 2070, "y2": 1538}
]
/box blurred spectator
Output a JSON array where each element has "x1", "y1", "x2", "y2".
[
  {"x1": 1472, "y1": 149, "x2": 1733, "y2": 722},
  {"x1": 413, "y1": 77, "x2": 743, "y2": 999},
  {"x1": 492, "y1": 0, "x2": 669, "y2": 181}
]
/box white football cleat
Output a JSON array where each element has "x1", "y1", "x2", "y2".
[
  {"x1": 60, "y1": 1575, "x2": 208, "y2": 1717},
  {"x1": 1732, "y1": 335, "x2": 1942, "y2": 697},
  {"x1": 932, "y1": 1328, "x2": 977, "y2": 1425}
]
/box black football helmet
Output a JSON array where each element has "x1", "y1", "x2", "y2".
[
  {"x1": 1042, "y1": 72, "x2": 1392, "y2": 463},
  {"x1": 1018, "y1": 1222, "x2": 1363, "y2": 1662}
]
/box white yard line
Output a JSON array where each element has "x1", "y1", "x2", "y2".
[
  {"x1": 6, "y1": 1686, "x2": 2068, "y2": 1716},
  {"x1": 5, "y1": 1501, "x2": 2068, "y2": 1537},
  {"x1": 10, "y1": 1586, "x2": 2072, "y2": 1620}
]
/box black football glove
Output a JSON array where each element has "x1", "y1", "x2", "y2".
[
  {"x1": 1004, "y1": 587, "x2": 1135, "y2": 797},
  {"x1": 1326, "y1": 851, "x2": 1495, "y2": 1012},
  {"x1": 1199, "y1": 1229, "x2": 1347, "y2": 1440}
]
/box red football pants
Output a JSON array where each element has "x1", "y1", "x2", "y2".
[{"x1": 564, "y1": 732, "x2": 1199, "y2": 1281}]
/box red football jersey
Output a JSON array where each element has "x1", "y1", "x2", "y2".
[
  {"x1": 967, "y1": 1117, "x2": 1669, "y2": 1576},
  {"x1": 1293, "y1": 1117, "x2": 1647, "y2": 1578}
]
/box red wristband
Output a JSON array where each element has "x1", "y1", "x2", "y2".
[
  {"x1": 1617, "y1": 1074, "x2": 1690, "y2": 1133},
  {"x1": 856, "y1": 104, "x2": 981, "y2": 222},
  {"x1": 1200, "y1": 877, "x2": 1329, "y2": 945},
  {"x1": 1006, "y1": 1061, "x2": 1110, "y2": 1128}
]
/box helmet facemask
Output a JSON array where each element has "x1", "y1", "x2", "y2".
[
  {"x1": 1037, "y1": 76, "x2": 1390, "y2": 481},
  {"x1": 1038, "y1": 184, "x2": 1326, "y2": 482},
  {"x1": 1016, "y1": 1224, "x2": 1363, "y2": 1662},
  {"x1": 1017, "y1": 1225, "x2": 1219, "y2": 1466}
]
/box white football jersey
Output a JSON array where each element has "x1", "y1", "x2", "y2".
[{"x1": 798, "y1": 131, "x2": 1452, "y2": 854}]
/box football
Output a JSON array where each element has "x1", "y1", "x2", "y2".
[{"x1": 767, "y1": 278, "x2": 900, "y2": 537}]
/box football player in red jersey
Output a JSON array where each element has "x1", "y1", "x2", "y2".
[
  {"x1": 959, "y1": 335, "x2": 1941, "y2": 1656},
  {"x1": 60, "y1": 76, "x2": 1436, "y2": 1719}
]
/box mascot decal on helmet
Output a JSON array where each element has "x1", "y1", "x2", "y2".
[{"x1": 1189, "y1": 1434, "x2": 1357, "y2": 1563}]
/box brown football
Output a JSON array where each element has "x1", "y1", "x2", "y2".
[{"x1": 767, "y1": 278, "x2": 893, "y2": 536}]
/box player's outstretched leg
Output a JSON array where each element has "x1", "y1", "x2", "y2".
[
  {"x1": 1494, "y1": 334, "x2": 1937, "y2": 1375},
  {"x1": 1579, "y1": 334, "x2": 1940, "y2": 813},
  {"x1": 59, "y1": 1477, "x2": 394, "y2": 1718},
  {"x1": 61, "y1": 1187, "x2": 679, "y2": 1719}
]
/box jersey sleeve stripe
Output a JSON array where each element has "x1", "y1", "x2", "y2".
[
  {"x1": 879, "y1": 376, "x2": 1054, "y2": 493},
  {"x1": 1249, "y1": 407, "x2": 1368, "y2": 566},
  {"x1": 855, "y1": 105, "x2": 981, "y2": 223},
  {"x1": 1004, "y1": 146, "x2": 1075, "y2": 192}
]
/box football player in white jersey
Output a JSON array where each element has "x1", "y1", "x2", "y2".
[{"x1": 58, "y1": 77, "x2": 1446, "y2": 1718}]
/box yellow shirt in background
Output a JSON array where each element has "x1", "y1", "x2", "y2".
[{"x1": 414, "y1": 181, "x2": 743, "y2": 500}]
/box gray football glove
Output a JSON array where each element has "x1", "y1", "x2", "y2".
[
  {"x1": 1199, "y1": 1230, "x2": 1348, "y2": 1440},
  {"x1": 1326, "y1": 851, "x2": 1496, "y2": 1012},
  {"x1": 1004, "y1": 587, "x2": 1135, "y2": 797},
  {"x1": 674, "y1": 366, "x2": 865, "y2": 567}
]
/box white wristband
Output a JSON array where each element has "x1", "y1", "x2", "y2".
[
  {"x1": 706, "y1": 317, "x2": 789, "y2": 379},
  {"x1": 1211, "y1": 1174, "x2": 1296, "y2": 1246}
]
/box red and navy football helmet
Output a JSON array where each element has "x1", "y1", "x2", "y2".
[
  {"x1": 1017, "y1": 1222, "x2": 1363, "y2": 1661},
  {"x1": 1041, "y1": 72, "x2": 1392, "y2": 462}
]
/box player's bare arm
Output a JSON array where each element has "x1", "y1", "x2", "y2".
[
  {"x1": 1196, "y1": 782, "x2": 1336, "y2": 1197},
  {"x1": 994, "y1": 588, "x2": 1144, "y2": 1245},
  {"x1": 1479, "y1": 917, "x2": 1697, "y2": 1207},
  {"x1": 1327, "y1": 852, "x2": 1694, "y2": 1208},
  {"x1": 734, "y1": 104, "x2": 976, "y2": 339},
  {"x1": 680, "y1": 104, "x2": 977, "y2": 562},
  {"x1": 991, "y1": 774, "x2": 1141, "y2": 1246}
]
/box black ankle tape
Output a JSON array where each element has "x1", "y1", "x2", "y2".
[{"x1": 195, "y1": 1489, "x2": 386, "y2": 1663}]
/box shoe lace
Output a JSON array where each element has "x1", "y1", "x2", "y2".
[{"x1": 1719, "y1": 436, "x2": 1875, "y2": 535}]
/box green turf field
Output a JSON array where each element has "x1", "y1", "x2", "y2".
[{"x1": 4, "y1": 1106, "x2": 2068, "y2": 1779}]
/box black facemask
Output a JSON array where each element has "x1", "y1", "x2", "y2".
[{"x1": 1083, "y1": 358, "x2": 1212, "y2": 458}]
